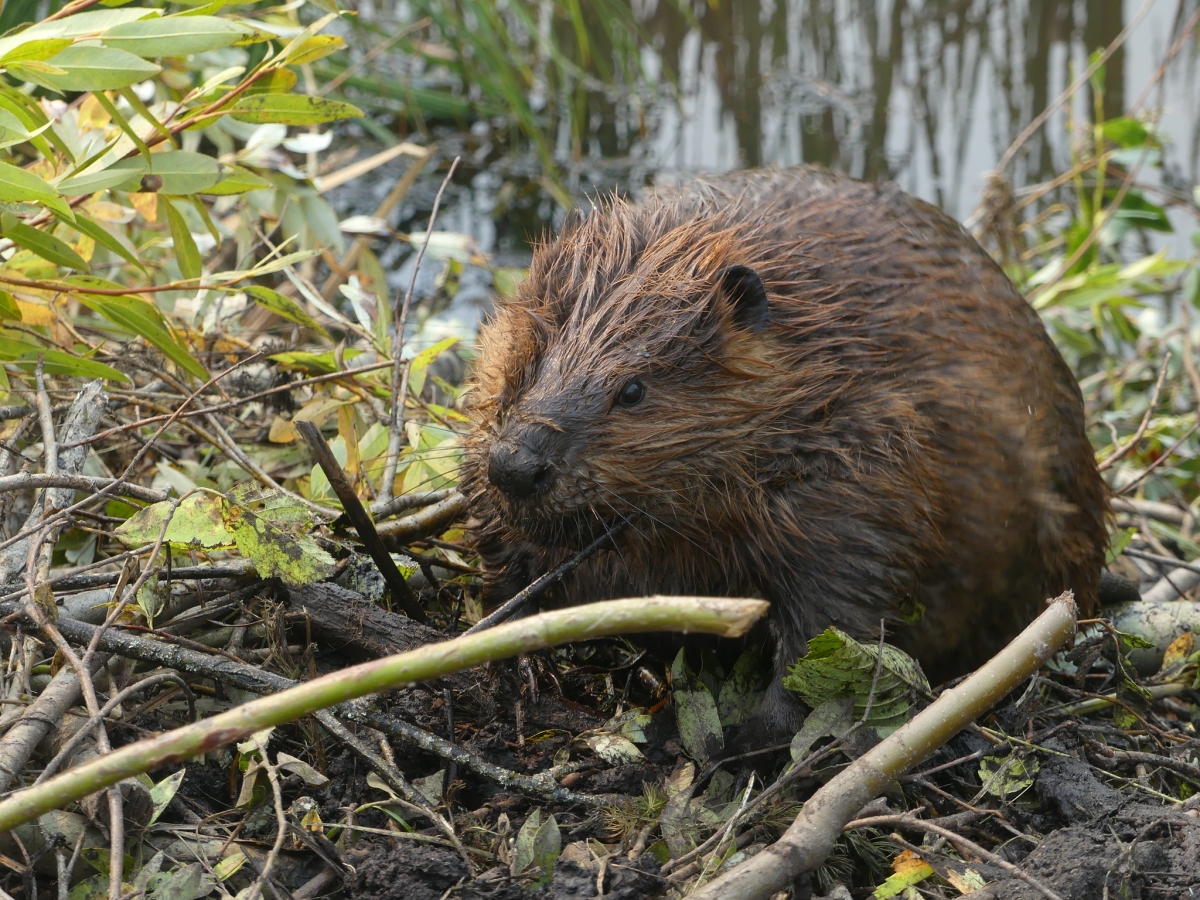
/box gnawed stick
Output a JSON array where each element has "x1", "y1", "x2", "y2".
[
  {"x1": 687, "y1": 592, "x2": 1078, "y2": 900},
  {"x1": 0, "y1": 596, "x2": 768, "y2": 833}
]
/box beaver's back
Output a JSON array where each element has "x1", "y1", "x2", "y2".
[{"x1": 465, "y1": 166, "x2": 1108, "y2": 693}]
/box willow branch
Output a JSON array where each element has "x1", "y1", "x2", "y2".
[
  {"x1": 0, "y1": 596, "x2": 768, "y2": 832},
  {"x1": 687, "y1": 592, "x2": 1078, "y2": 900}
]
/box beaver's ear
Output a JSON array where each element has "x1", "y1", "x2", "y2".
[{"x1": 715, "y1": 265, "x2": 770, "y2": 332}]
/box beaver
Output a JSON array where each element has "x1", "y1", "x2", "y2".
[{"x1": 461, "y1": 166, "x2": 1108, "y2": 738}]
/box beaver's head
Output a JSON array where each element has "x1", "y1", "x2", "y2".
[{"x1": 463, "y1": 200, "x2": 793, "y2": 549}]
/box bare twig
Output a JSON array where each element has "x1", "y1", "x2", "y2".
[
  {"x1": 465, "y1": 520, "x2": 631, "y2": 634},
  {"x1": 0, "y1": 597, "x2": 769, "y2": 832},
  {"x1": 1098, "y1": 351, "x2": 1172, "y2": 472},
  {"x1": 379, "y1": 157, "x2": 461, "y2": 504},
  {"x1": 296, "y1": 420, "x2": 427, "y2": 622}
]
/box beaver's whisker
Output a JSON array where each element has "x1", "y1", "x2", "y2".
[
  {"x1": 391, "y1": 465, "x2": 466, "y2": 494},
  {"x1": 583, "y1": 494, "x2": 633, "y2": 583},
  {"x1": 591, "y1": 483, "x2": 716, "y2": 563}
]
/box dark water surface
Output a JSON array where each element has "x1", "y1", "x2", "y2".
[
  {"x1": 582, "y1": 0, "x2": 1197, "y2": 222},
  {"x1": 330, "y1": 0, "x2": 1199, "y2": 345}
]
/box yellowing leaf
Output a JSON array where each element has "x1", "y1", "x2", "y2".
[
  {"x1": 113, "y1": 493, "x2": 232, "y2": 549},
  {"x1": 873, "y1": 850, "x2": 934, "y2": 899},
  {"x1": 0, "y1": 38, "x2": 72, "y2": 65},
  {"x1": 128, "y1": 191, "x2": 159, "y2": 222},
  {"x1": 15, "y1": 301, "x2": 51, "y2": 325},
  {"x1": 1162, "y1": 631, "x2": 1196, "y2": 671},
  {"x1": 224, "y1": 500, "x2": 335, "y2": 585},
  {"x1": 285, "y1": 35, "x2": 346, "y2": 66},
  {"x1": 0, "y1": 291, "x2": 20, "y2": 321},
  {"x1": 269, "y1": 417, "x2": 299, "y2": 443},
  {"x1": 244, "y1": 68, "x2": 298, "y2": 95},
  {"x1": 408, "y1": 336, "x2": 457, "y2": 398},
  {"x1": 946, "y1": 867, "x2": 988, "y2": 893}
]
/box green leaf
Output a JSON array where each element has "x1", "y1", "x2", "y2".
[
  {"x1": 0, "y1": 291, "x2": 20, "y2": 321},
  {"x1": 0, "y1": 160, "x2": 72, "y2": 218},
  {"x1": 0, "y1": 38, "x2": 71, "y2": 64},
  {"x1": 147, "y1": 769, "x2": 185, "y2": 826},
  {"x1": 13, "y1": 7, "x2": 161, "y2": 43},
  {"x1": 68, "y1": 276, "x2": 209, "y2": 380},
  {"x1": 144, "y1": 863, "x2": 216, "y2": 900},
  {"x1": 244, "y1": 285, "x2": 329, "y2": 337},
  {"x1": 1101, "y1": 117, "x2": 1153, "y2": 150},
  {"x1": 512, "y1": 810, "x2": 561, "y2": 886},
  {"x1": 1106, "y1": 526, "x2": 1138, "y2": 565},
  {"x1": 493, "y1": 266, "x2": 528, "y2": 298},
  {"x1": 58, "y1": 211, "x2": 145, "y2": 272},
  {"x1": 978, "y1": 754, "x2": 1039, "y2": 802},
  {"x1": 0, "y1": 87, "x2": 59, "y2": 161},
  {"x1": 161, "y1": 198, "x2": 202, "y2": 281},
  {"x1": 200, "y1": 165, "x2": 271, "y2": 196},
  {"x1": 114, "y1": 493, "x2": 232, "y2": 548},
  {"x1": 100, "y1": 15, "x2": 252, "y2": 56},
  {"x1": 790, "y1": 696, "x2": 855, "y2": 761},
  {"x1": 38, "y1": 44, "x2": 161, "y2": 90},
  {"x1": 674, "y1": 684, "x2": 724, "y2": 763},
  {"x1": 0, "y1": 108, "x2": 35, "y2": 149},
  {"x1": 716, "y1": 646, "x2": 768, "y2": 727},
  {"x1": 782, "y1": 627, "x2": 931, "y2": 736},
  {"x1": 57, "y1": 158, "x2": 147, "y2": 195},
  {"x1": 270, "y1": 347, "x2": 362, "y2": 374},
  {"x1": 0, "y1": 214, "x2": 88, "y2": 270},
  {"x1": 873, "y1": 857, "x2": 935, "y2": 898},
  {"x1": 147, "y1": 151, "x2": 224, "y2": 195},
  {"x1": 230, "y1": 93, "x2": 362, "y2": 125},
  {"x1": 0, "y1": 331, "x2": 128, "y2": 381}
]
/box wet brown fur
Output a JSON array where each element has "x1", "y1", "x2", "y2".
[{"x1": 462, "y1": 167, "x2": 1108, "y2": 733}]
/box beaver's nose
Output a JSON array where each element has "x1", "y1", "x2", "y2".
[{"x1": 488, "y1": 441, "x2": 555, "y2": 500}]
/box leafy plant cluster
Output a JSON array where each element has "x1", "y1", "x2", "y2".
[
  {"x1": 0, "y1": 0, "x2": 363, "y2": 388},
  {"x1": 981, "y1": 65, "x2": 1200, "y2": 518}
]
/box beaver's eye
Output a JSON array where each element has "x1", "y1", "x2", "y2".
[{"x1": 617, "y1": 379, "x2": 645, "y2": 408}]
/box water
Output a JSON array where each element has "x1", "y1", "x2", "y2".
[
  {"x1": 597, "y1": 0, "x2": 1198, "y2": 222},
  {"x1": 328, "y1": 0, "x2": 1200, "y2": 345}
]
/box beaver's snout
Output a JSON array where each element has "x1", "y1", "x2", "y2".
[{"x1": 488, "y1": 426, "x2": 557, "y2": 500}]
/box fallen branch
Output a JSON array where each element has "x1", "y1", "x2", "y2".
[
  {"x1": 376, "y1": 492, "x2": 469, "y2": 546},
  {"x1": 0, "y1": 597, "x2": 616, "y2": 805},
  {"x1": 0, "y1": 596, "x2": 768, "y2": 833},
  {"x1": 686, "y1": 592, "x2": 1078, "y2": 900}
]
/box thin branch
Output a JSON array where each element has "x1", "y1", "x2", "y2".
[
  {"x1": 1098, "y1": 351, "x2": 1172, "y2": 472},
  {"x1": 379, "y1": 157, "x2": 461, "y2": 503},
  {"x1": 0, "y1": 597, "x2": 769, "y2": 832}
]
